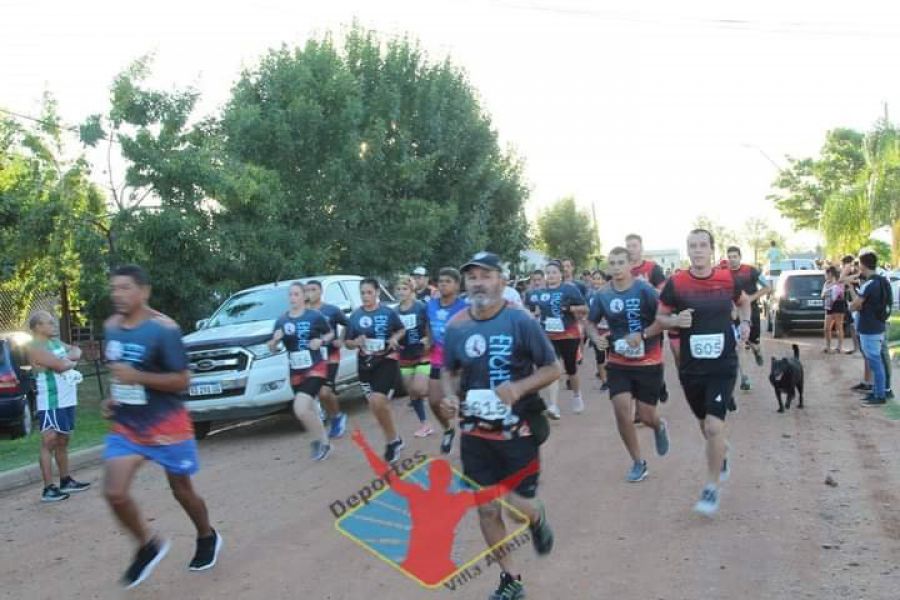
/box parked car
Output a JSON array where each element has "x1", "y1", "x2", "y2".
[
  {"x1": 0, "y1": 336, "x2": 35, "y2": 438},
  {"x1": 762, "y1": 258, "x2": 818, "y2": 324},
  {"x1": 884, "y1": 270, "x2": 900, "y2": 310},
  {"x1": 181, "y1": 275, "x2": 394, "y2": 439},
  {"x1": 768, "y1": 270, "x2": 826, "y2": 338}
]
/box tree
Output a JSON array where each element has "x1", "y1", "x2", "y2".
[
  {"x1": 743, "y1": 217, "x2": 786, "y2": 265},
  {"x1": 862, "y1": 113, "x2": 900, "y2": 263},
  {"x1": 769, "y1": 128, "x2": 866, "y2": 231},
  {"x1": 534, "y1": 197, "x2": 598, "y2": 267},
  {"x1": 0, "y1": 95, "x2": 109, "y2": 333},
  {"x1": 690, "y1": 216, "x2": 739, "y2": 257}
]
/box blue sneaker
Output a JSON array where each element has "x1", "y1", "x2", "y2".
[
  {"x1": 328, "y1": 412, "x2": 348, "y2": 439},
  {"x1": 654, "y1": 419, "x2": 670, "y2": 456},
  {"x1": 693, "y1": 485, "x2": 720, "y2": 517},
  {"x1": 311, "y1": 440, "x2": 332, "y2": 462},
  {"x1": 626, "y1": 460, "x2": 648, "y2": 483}
]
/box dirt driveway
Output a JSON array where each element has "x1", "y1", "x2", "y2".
[{"x1": 1, "y1": 334, "x2": 898, "y2": 599}]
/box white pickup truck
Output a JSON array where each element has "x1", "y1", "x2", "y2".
[{"x1": 181, "y1": 275, "x2": 394, "y2": 439}]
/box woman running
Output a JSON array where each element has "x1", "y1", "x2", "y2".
[
  {"x1": 345, "y1": 278, "x2": 407, "y2": 462},
  {"x1": 394, "y1": 276, "x2": 434, "y2": 438},
  {"x1": 589, "y1": 270, "x2": 610, "y2": 391},
  {"x1": 267, "y1": 282, "x2": 334, "y2": 461}
]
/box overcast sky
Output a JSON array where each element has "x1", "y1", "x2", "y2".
[{"x1": 5, "y1": 0, "x2": 900, "y2": 253}]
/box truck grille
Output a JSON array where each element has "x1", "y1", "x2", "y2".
[{"x1": 187, "y1": 347, "x2": 252, "y2": 375}]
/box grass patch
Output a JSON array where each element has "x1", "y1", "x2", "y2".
[
  {"x1": 888, "y1": 314, "x2": 900, "y2": 344},
  {"x1": 884, "y1": 400, "x2": 900, "y2": 421},
  {"x1": 0, "y1": 367, "x2": 110, "y2": 473}
]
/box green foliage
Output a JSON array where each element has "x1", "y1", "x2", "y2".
[
  {"x1": 0, "y1": 98, "x2": 110, "y2": 328},
  {"x1": 77, "y1": 27, "x2": 529, "y2": 327},
  {"x1": 535, "y1": 197, "x2": 598, "y2": 267}
]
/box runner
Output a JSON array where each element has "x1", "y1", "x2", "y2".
[
  {"x1": 426, "y1": 268, "x2": 469, "y2": 454},
  {"x1": 585, "y1": 248, "x2": 670, "y2": 483},
  {"x1": 27, "y1": 310, "x2": 90, "y2": 502},
  {"x1": 267, "y1": 282, "x2": 334, "y2": 461},
  {"x1": 441, "y1": 251, "x2": 559, "y2": 600},
  {"x1": 393, "y1": 276, "x2": 434, "y2": 438},
  {"x1": 345, "y1": 278, "x2": 407, "y2": 462},
  {"x1": 626, "y1": 233, "x2": 671, "y2": 408},
  {"x1": 561, "y1": 257, "x2": 589, "y2": 297},
  {"x1": 726, "y1": 246, "x2": 770, "y2": 391},
  {"x1": 654, "y1": 230, "x2": 751, "y2": 516},
  {"x1": 305, "y1": 280, "x2": 350, "y2": 439},
  {"x1": 411, "y1": 267, "x2": 434, "y2": 301},
  {"x1": 588, "y1": 269, "x2": 610, "y2": 390},
  {"x1": 102, "y1": 265, "x2": 221, "y2": 588},
  {"x1": 524, "y1": 260, "x2": 588, "y2": 418},
  {"x1": 528, "y1": 269, "x2": 545, "y2": 292}
]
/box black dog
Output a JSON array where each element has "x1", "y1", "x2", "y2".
[{"x1": 769, "y1": 344, "x2": 804, "y2": 413}]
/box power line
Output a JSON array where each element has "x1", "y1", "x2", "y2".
[{"x1": 486, "y1": 0, "x2": 900, "y2": 39}]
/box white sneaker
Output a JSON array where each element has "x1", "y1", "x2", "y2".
[
  {"x1": 693, "y1": 485, "x2": 720, "y2": 517},
  {"x1": 571, "y1": 394, "x2": 584, "y2": 414},
  {"x1": 545, "y1": 404, "x2": 561, "y2": 420}
]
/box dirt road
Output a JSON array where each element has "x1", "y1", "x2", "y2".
[{"x1": 2, "y1": 334, "x2": 899, "y2": 599}]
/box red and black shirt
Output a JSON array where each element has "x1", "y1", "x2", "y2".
[
  {"x1": 659, "y1": 268, "x2": 742, "y2": 377},
  {"x1": 729, "y1": 264, "x2": 762, "y2": 307},
  {"x1": 631, "y1": 260, "x2": 666, "y2": 290}
]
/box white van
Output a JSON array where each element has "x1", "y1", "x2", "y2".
[{"x1": 181, "y1": 275, "x2": 394, "y2": 439}]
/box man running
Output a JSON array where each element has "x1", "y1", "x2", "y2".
[
  {"x1": 529, "y1": 269, "x2": 545, "y2": 292},
  {"x1": 345, "y1": 278, "x2": 407, "y2": 462},
  {"x1": 626, "y1": 233, "x2": 672, "y2": 408},
  {"x1": 561, "y1": 257, "x2": 589, "y2": 297},
  {"x1": 524, "y1": 260, "x2": 587, "y2": 418},
  {"x1": 426, "y1": 268, "x2": 469, "y2": 454},
  {"x1": 28, "y1": 310, "x2": 90, "y2": 502},
  {"x1": 654, "y1": 230, "x2": 751, "y2": 516},
  {"x1": 411, "y1": 267, "x2": 434, "y2": 301},
  {"x1": 305, "y1": 280, "x2": 350, "y2": 438},
  {"x1": 585, "y1": 248, "x2": 670, "y2": 483},
  {"x1": 726, "y1": 246, "x2": 770, "y2": 390},
  {"x1": 102, "y1": 265, "x2": 221, "y2": 588},
  {"x1": 441, "y1": 251, "x2": 559, "y2": 600},
  {"x1": 267, "y1": 282, "x2": 334, "y2": 461}
]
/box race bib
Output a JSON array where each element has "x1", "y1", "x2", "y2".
[
  {"x1": 289, "y1": 350, "x2": 313, "y2": 370},
  {"x1": 544, "y1": 317, "x2": 565, "y2": 333},
  {"x1": 111, "y1": 382, "x2": 147, "y2": 406},
  {"x1": 690, "y1": 333, "x2": 725, "y2": 360},
  {"x1": 463, "y1": 389, "x2": 512, "y2": 421},
  {"x1": 364, "y1": 338, "x2": 385, "y2": 353},
  {"x1": 614, "y1": 338, "x2": 645, "y2": 359},
  {"x1": 400, "y1": 313, "x2": 418, "y2": 330}
]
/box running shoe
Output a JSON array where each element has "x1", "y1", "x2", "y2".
[
  {"x1": 659, "y1": 382, "x2": 669, "y2": 403},
  {"x1": 440, "y1": 428, "x2": 456, "y2": 454},
  {"x1": 752, "y1": 345, "x2": 764, "y2": 366},
  {"x1": 693, "y1": 485, "x2": 720, "y2": 517},
  {"x1": 571, "y1": 394, "x2": 585, "y2": 414},
  {"x1": 720, "y1": 443, "x2": 731, "y2": 483},
  {"x1": 654, "y1": 419, "x2": 670, "y2": 456},
  {"x1": 861, "y1": 395, "x2": 887, "y2": 407},
  {"x1": 739, "y1": 376, "x2": 751, "y2": 392},
  {"x1": 122, "y1": 538, "x2": 170, "y2": 589},
  {"x1": 414, "y1": 423, "x2": 434, "y2": 438},
  {"x1": 41, "y1": 484, "x2": 69, "y2": 503},
  {"x1": 384, "y1": 438, "x2": 405, "y2": 463},
  {"x1": 189, "y1": 529, "x2": 223, "y2": 571},
  {"x1": 545, "y1": 404, "x2": 561, "y2": 420},
  {"x1": 599, "y1": 381, "x2": 609, "y2": 392},
  {"x1": 328, "y1": 412, "x2": 348, "y2": 439},
  {"x1": 489, "y1": 572, "x2": 525, "y2": 600},
  {"x1": 851, "y1": 382, "x2": 873, "y2": 393},
  {"x1": 626, "y1": 460, "x2": 648, "y2": 483},
  {"x1": 60, "y1": 477, "x2": 91, "y2": 494},
  {"x1": 529, "y1": 502, "x2": 554, "y2": 556},
  {"x1": 311, "y1": 440, "x2": 332, "y2": 461}
]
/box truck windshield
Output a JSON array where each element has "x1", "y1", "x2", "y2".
[{"x1": 207, "y1": 288, "x2": 291, "y2": 328}]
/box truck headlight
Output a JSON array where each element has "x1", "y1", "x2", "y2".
[{"x1": 246, "y1": 342, "x2": 284, "y2": 359}]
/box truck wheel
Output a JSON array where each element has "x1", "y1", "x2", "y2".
[
  {"x1": 11, "y1": 402, "x2": 32, "y2": 439},
  {"x1": 193, "y1": 420, "x2": 212, "y2": 441}
]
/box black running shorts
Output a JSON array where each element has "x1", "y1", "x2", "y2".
[
  {"x1": 460, "y1": 434, "x2": 540, "y2": 499},
  {"x1": 291, "y1": 375, "x2": 325, "y2": 398},
  {"x1": 679, "y1": 373, "x2": 736, "y2": 421},
  {"x1": 607, "y1": 364, "x2": 663, "y2": 405},
  {"x1": 358, "y1": 357, "x2": 399, "y2": 399},
  {"x1": 551, "y1": 338, "x2": 580, "y2": 376}
]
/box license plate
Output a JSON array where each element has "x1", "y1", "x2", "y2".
[
  {"x1": 190, "y1": 383, "x2": 222, "y2": 396},
  {"x1": 806, "y1": 299, "x2": 823, "y2": 307}
]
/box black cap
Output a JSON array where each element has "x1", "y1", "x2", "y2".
[{"x1": 461, "y1": 251, "x2": 503, "y2": 273}]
